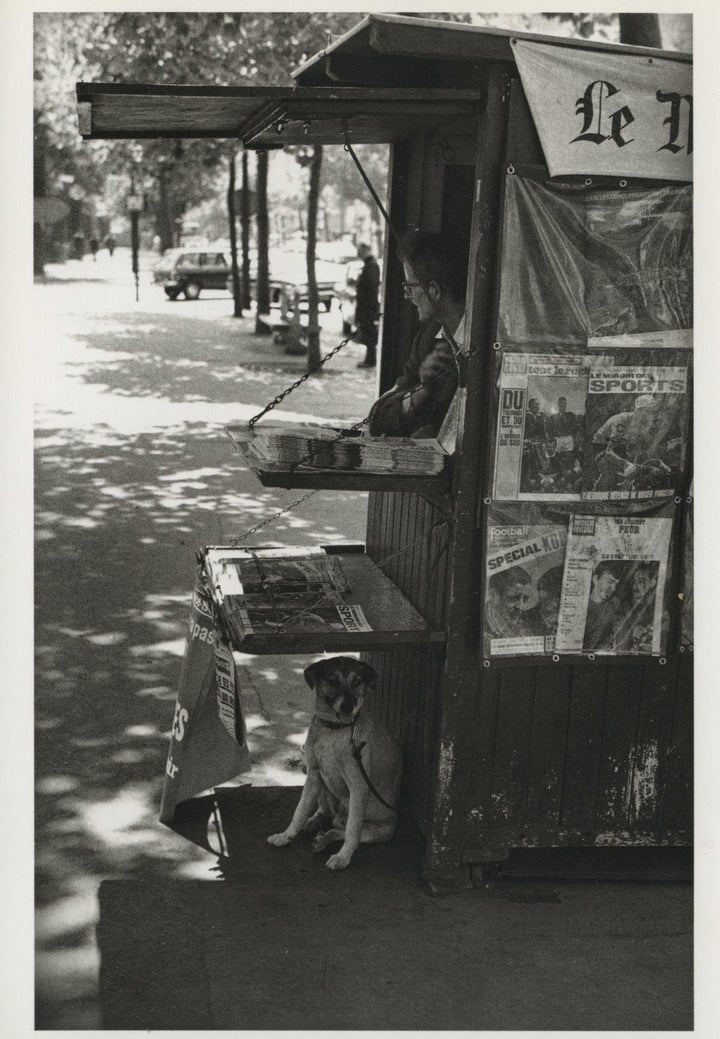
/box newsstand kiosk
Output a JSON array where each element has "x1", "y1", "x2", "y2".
[{"x1": 78, "y1": 14, "x2": 693, "y2": 887}]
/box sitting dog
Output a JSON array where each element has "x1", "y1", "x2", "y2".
[{"x1": 267, "y1": 656, "x2": 402, "y2": 870}]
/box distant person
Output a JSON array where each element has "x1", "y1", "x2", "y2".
[
  {"x1": 583, "y1": 561, "x2": 621, "y2": 652},
  {"x1": 367, "y1": 231, "x2": 467, "y2": 439},
  {"x1": 354, "y1": 242, "x2": 380, "y2": 369},
  {"x1": 89, "y1": 236, "x2": 99, "y2": 261},
  {"x1": 105, "y1": 234, "x2": 116, "y2": 257},
  {"x1": 72, "y1": 230, "x2": 85, "y2": 260}
]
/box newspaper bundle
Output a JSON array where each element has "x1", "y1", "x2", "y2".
[
  {"x1": 493, "y1": 350, "x2": 690, "y2": 502},
  {"x1": 202, "y1": 546, "x2": 371, "y2": 643},
  {"x1": 226, "y1": 421, "x2": 448, "y2": 476},
  {"x1": 483, "y1": 516, "x2": 568, "y2": 656},
  {"x1": 555, "y1": 514, "x2": 673, "y2": 656}
]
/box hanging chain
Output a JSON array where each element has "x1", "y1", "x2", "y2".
[
  {"x1": 227, "y1": 489, "x2": 320, "y2": 545},
  {"x1": 248, "y1": 325, "x2": 362, "y2": 428}
]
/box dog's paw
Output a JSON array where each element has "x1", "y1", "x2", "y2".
[
  {"x1": 266, "y1": 832, "x2": 292, "y2": 847},
  {"x1": 326, "y1": 851, "x2": 352, "y2": 870}
]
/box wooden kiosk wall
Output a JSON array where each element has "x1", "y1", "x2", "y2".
[{"x1": 363, "y1": 67, "x2": 692, "y2": 886}]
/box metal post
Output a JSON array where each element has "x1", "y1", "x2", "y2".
[{"x1": 128, "y1": 187, "x2": 144, "y2": 302}]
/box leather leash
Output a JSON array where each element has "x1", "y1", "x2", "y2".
[{"x1": 350, "y1": 717, "x2": 397, "y2": 812}]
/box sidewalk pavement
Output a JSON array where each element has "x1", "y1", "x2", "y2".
[{"x1": 97, "y1": 786, "x2": 692, "y2": 1031}]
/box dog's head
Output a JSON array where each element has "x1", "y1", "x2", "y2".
[{"x1": 304, "y1": 655, "x2": 377, "y2": 723}]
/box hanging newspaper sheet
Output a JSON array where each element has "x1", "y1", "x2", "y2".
[
  {"x1": 555, "y1": 513, "x2": 673, "y2": 656},
  {"x1": 497, "y1": 177, "x2": 692, "y2": 348},
  {"x1": 492, "y1": 349, "x2": 690, "y2": 503},
  {"x1": 160, "y1": 568, "x2": 250, "y2": 825},
  {"x1": 483, "y1": 512, "x2": 568, "y2": 656},
  {"x1": 511, "y1": 39, "x2": 692, "y2": 181},
  {"x1": 583, "y1": 362, "x2": 689, "y2": 500},
  {"x1": 493, "y1": 353, "x2": 607, "y2": 501}
]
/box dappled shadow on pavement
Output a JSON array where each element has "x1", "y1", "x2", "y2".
[
  {"x1": 34, "y1": 266, "x2": 376, "y2": 1026},
  {"x1": 75, "y1": 306, "x2": 372, "y2": 408},
  {"x1": 35, "y1": 418, "x2": 368, "y2": 1025}
]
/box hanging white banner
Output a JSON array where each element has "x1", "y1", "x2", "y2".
[{"x1": 512, "y1": 39, "x2": 692, "y2": 181}]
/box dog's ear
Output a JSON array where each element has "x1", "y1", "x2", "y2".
[
  {"x1": 303, "y1": 659, "x2": 326, "y2": 689},
  {"x1": 355, "y1": 659, "x2": 377, "y2": 686}
]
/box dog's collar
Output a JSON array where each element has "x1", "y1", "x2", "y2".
[{"x1": 316, "y1": 716, "x2": 355, "y2": 729}]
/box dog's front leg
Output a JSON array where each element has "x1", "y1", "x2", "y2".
[
  {"x1": 325, "y1": 783, "x2": 369, "y2": 870},
  {"x1": 267, "y1": 770, "x2": 321, "y2": 847}
]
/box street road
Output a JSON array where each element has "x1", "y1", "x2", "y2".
[{"x1": 33, "y1": 248, "x2": 376, "y2": 1028}]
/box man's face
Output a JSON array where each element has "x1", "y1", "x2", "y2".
[
  {"x1": 592, "y1": 571, "x2": 619, "y2": 603},
  {"x1": 631, "y1": 568, "x2": 652, "y2": 601},
  {"x1": 402, "y1": 261, "x2": 435, "y2": 322},
  {"x1": 501, "y1": 580, "x2": 532, "y2": 618},
  {"x1": 558, "y1": 398, "x2": 567, "y2": 413},
  {"x1": 528, "y1": 400, "x2": 539, "y2": 415}
]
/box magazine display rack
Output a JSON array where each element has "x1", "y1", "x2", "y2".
[{"x1": 204, "y1": 545, "x2": 444, "y2": 654}]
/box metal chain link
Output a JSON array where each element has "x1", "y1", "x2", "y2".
[
  {"x1": 248, "y1": 327, "x2": 361, "y2": 428},
  {"x1": 228, "y1": 489, "x2": 320, "y2": 545}
]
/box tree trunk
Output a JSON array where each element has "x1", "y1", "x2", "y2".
[
  {"x1": 227, "y1": 150, "x2": 242, "y2": 318},
  {"x1": 254, "y1": 150, "x2": 271, "y2": 335},
  {"x1": 618, "y1": 14, "x2": 662, "y2": 48},
  {"x1": 306, "y1": 145, "x2": 323, "y2": 370},
  {"x1": 157, "y1": 165, "x2": 175, "y2": 253},
  {"x1": 241, "y1": 150, "x2": 252, "y2": 311}
]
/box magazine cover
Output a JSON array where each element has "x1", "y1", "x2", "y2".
[
  {"x1": 555, "y1": 514, "x2": 673, "y2": 656},
  {"x1": 204, "y1": 546, "x2": 349, "y2": 601},
  {"x1": 483, "y1": 516, "x2": 568, "y2": 656},
  {"x1": 493, "y1": 353, "x2": 604, "y2": 501},
  {"x1": 582, "y1": 363, "x2": 689, "y2": 500},
  {"x1": 229, "y1": 601, "x2": 372, "y2": 638}
]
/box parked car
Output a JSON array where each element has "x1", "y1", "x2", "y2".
[
  {"x1": 153, "y1": 248, "x2": 232, "y2": 300},
  {"x1": 267, "y1": 245, "x2": 348, "y2": 311}
]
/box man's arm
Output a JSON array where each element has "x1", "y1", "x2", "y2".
[{"x1": 367, "y1": 335, "x2": 457, "y2": 437}]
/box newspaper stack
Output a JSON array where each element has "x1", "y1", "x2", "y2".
[
  {"x1": 202, "y1": 546, "x2": 372, "y2": 643},
  {"x1": 226, "y1": 421, "x2": 448, "y2": 476}
]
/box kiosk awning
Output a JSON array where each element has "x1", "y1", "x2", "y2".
[{"x1": 76, "y1": 82, "x2": 482, "y2": 145}]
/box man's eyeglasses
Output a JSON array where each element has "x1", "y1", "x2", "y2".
[{"x1": 402, "y1": 280, "x2": 422, "y2": 296}]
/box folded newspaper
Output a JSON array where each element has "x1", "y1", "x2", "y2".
[
  {"x1": 202, "y1": 546, "x2": 371, "y2": 643},
  {"x1": 226, "y1": 420, "x2": 449, "y2": 476}
]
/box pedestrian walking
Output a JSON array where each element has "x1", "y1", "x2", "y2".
[
  {"x1": 90, "y1": 236, "x2": 99, "y2": 261},
  {"x1": 354, "y1": 242, "x2": 380, "y2": 368},
  {"x1": 105, "y1": 233, "x2": 116, "y2": 257},
  {"x1": 72, "y1": 230, "x2": 85, "y2": 260}
]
